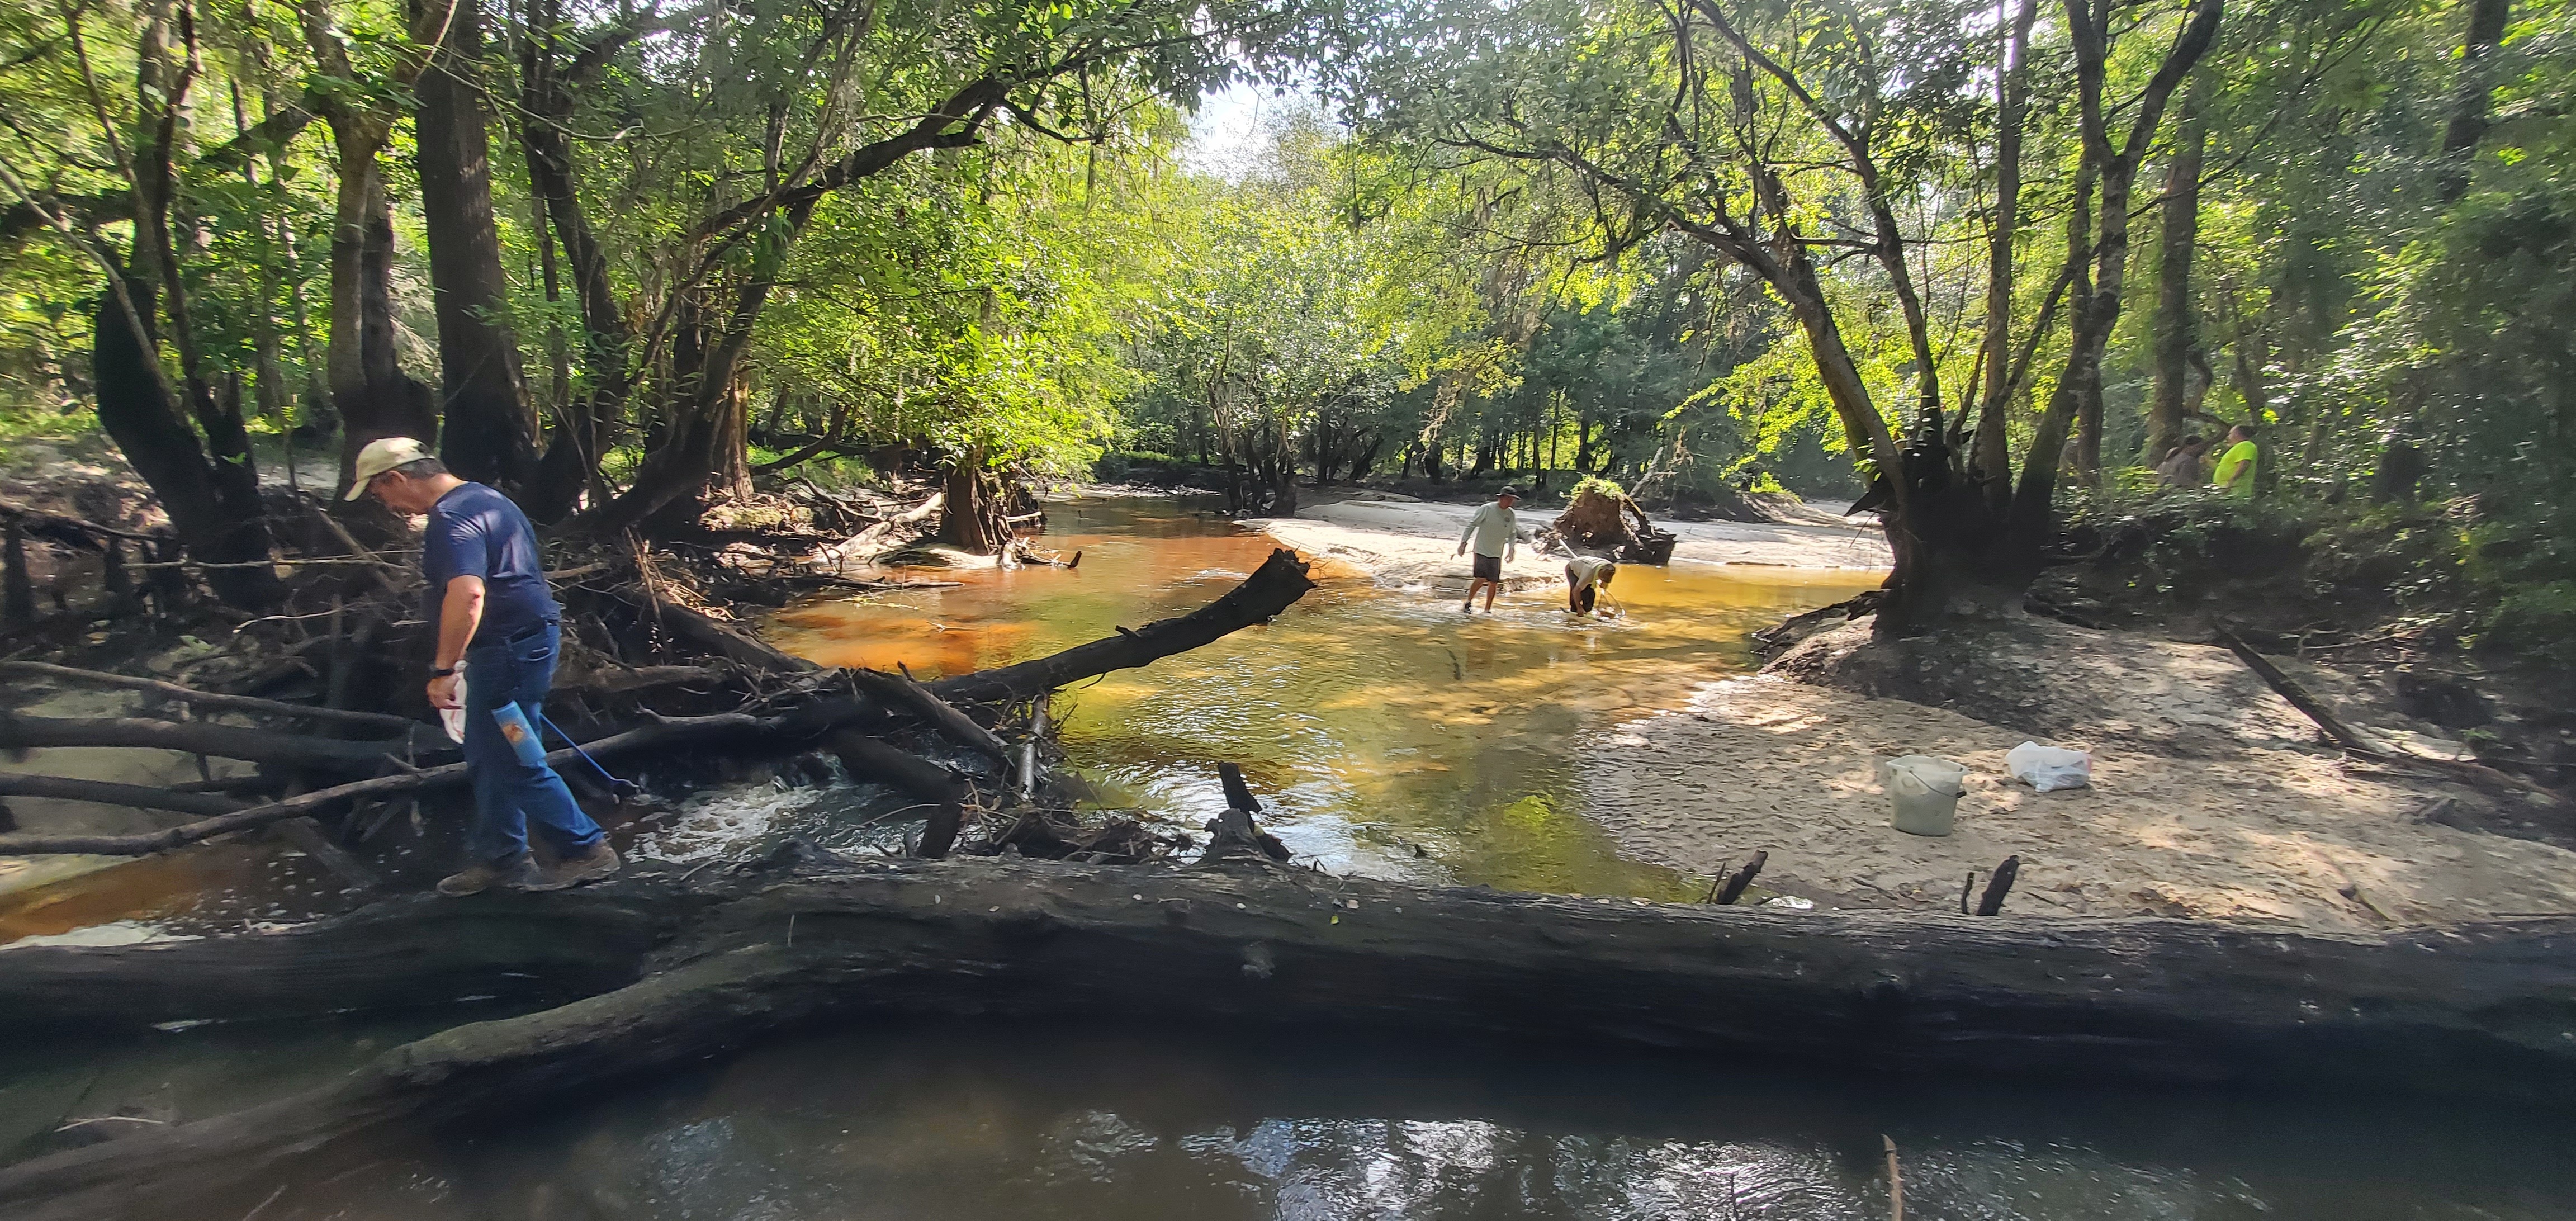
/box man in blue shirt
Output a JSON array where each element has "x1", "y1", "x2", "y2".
[{"x1": 347, "y1": 437, "x2": 619, "y2": 895}]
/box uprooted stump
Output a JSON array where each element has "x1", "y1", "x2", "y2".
[
  {"x1": 1541, "y1": 482, "x2": 1677, "y2": 565},
  {"x1": 1, "y1": 856, "x2": 2570, "y2": 1221}
]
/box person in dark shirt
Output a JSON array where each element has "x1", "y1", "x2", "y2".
[{"x1": 347, "y1": 437, "x2": 619, "y2": 896}]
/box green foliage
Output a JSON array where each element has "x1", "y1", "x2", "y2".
[
  {"x1": 0, "y1": 0, "x2": 2570, "y2": 669},
  {"x1": 2483, "y1": 582, "x2": 2576, "y2": 668},
  {"x1": 1568, "y1": 475, "x2": 1626, "y2": 500}
]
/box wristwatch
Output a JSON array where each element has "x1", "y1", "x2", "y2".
[{"x1": 431, "y1": 666, "x2": 457, "y2": 678}]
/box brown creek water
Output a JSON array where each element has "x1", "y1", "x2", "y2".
[
  {"x1": 737, "y1": 495, "x2": 1879, "y2": 897},
  {"x1": 6, "y1": 495, "x2": 2574, "y2": 1219}
]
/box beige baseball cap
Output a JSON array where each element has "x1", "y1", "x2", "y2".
[{"x1": 343, "y1": 436, "x2": 433, "y2": 500}]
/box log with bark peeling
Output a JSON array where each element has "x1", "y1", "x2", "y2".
[
  {"x1": 0, "y1": 855, "x2": 2569, "y2": 1221},
  {"x1": 0, "y1": 550, "x2": 1317, "y2": 856}
]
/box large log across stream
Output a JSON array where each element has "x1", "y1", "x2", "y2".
[{"x1": 0, "y1": 853, "x2": 2571, "y2": 1220}]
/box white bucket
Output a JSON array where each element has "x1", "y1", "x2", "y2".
[{"x1": 1882, "y1": 755, "x2": 1967, "y2": 836}]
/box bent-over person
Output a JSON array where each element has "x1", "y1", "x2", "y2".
[{"x1": 1565, "y1": 554, "x2": 1618, "y2": 616}]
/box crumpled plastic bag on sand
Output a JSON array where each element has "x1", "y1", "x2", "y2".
[{"x1": 2006, "y1": 741, "x2": 2092, "y2": 792}]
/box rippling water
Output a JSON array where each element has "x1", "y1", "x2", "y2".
[{"x1": 261, "y1": 1023, "x2": 2576, "y2": 1220}]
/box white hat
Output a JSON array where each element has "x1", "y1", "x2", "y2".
[{"x1": 344, "y1": 436, "x2": 433, "y2": 500}]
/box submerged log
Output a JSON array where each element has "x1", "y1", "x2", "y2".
[{"x1": 1, "y1": 857, "x2": 2570, "y2": 1220}]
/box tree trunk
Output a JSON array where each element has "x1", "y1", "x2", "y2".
[
  {"x1": 517, "y1": 8, "x2": 629, "y2": 524},
  {"x1": 87, "y1": 10, "x2": 278, "y2": 608},
  {"x1": 1971, "y1": 0, "x2": 2040, "y2": 503},
  {"x1": 2, "y1": 859, "x2": 2569, "y2": 1221},
  {"x1": 939, "y1": 449, "x2": 998, "y2": 553},
  {"x1": 321, "y1": 138, "x2": 437, "y2": 488},
  {"x1": 2146, "y1": 68, "x2": 2210, "y2": 467},
  {"x1": 2011, "y1": 0, "x2": 2224, "y2": 545},
  {"x1": 413, "y1": 0, "x2": 538, "y2": 495},
  {"x1": 2438, "y1": 0, "x2": 2513, "y2": 205}
]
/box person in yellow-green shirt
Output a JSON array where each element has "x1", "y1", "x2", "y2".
[{"x1": 2212, "y1": 424, "x2": 2260, "y2": 498}]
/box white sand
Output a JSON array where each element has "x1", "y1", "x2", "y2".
[
  {"x1": 1583, "y1": 676, "x2": 2576, "y2": 929},
  {"x1": 1251, "y1": 495, "x2": 2573, "y2": 930},
  {"x1": 1250, "y1": 496, "x2": 1890, "y2": 587}
]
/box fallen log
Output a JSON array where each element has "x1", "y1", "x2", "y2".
[
  {"x1": 809, "y1": 489, "x2": 943, "y2": 568},
  {"x1": 2215, "y1": 625, "x2": 2554, "y2": 804},
  {"x1": 0, "y1": 713, "x2": 775, "y2": 856},
  {"x1": 856, "y1": 666, "x2": 1013, "y2": 768},
  {"x1": 1, "y1": 856, "x2": 2570, "y2": 1220},
  {"x1": 826, "y1": 730, "x2": 967, "y2": 858},
  {"x1": 0, "y1": 712, "x2": 441, "y2": 770},
  {"x1": 0, "y1": 660, "x2": 423, "y2": 733},
  {"x1": 928, "y1": 547, "x2": 1313, "y2": 707},
  {"x1": 627, "y1": 593, "x2": 816, "y2": 673},
  {"x1": 0, "y1": 884, "x2": 683, "y2": 1029},
  {"x1": 2214, "y1": 626, "x2": 2383, "y2": 753},
  {"x1": 0, "y1": 774, "x2": 245, "y2": 818}
]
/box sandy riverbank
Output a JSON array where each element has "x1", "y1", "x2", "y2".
[
  {"x1": 1248, "y1": 495, "x2": 1890, "y2": 589},
  {"x1": 1251, "y1": 494, "x2": 2574, "y2": 930},
  {"x1": 1582, "y1": 676, "x2": 2576, "y2": 929}
]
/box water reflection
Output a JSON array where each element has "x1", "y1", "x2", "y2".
[
  {"x1": 270, "y1": 1023, "x2": 2576, "y2": 1221},
  {"x1": 765, "y1": 496, "x2": 1878, "y2": 897}
]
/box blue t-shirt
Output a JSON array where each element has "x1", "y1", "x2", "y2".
[{"x1": 423, "y1": 482, "x2": 558, "y2": 648}]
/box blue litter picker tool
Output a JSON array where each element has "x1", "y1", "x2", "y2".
[{"x1": 531, "y1": 708, "x2": 641, "y2": 803}]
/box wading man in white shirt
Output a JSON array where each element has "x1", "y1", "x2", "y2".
[{"x1": 1453, "y1": 487, "x2": 1521, "y2": 613}]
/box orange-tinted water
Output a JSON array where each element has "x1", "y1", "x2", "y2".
[{"x1": 768, "y1": 496, "x2": 1878, "y2": 897}]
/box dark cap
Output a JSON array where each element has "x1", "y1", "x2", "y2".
[{"x1": 1497, "y1": 486, "x2": 1522, "y2": 500}]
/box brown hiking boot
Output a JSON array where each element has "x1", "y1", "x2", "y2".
[
  {"x1": 530, "y1": 842, "x2": 621, "y2": 891},
  {"x1": 437, "y1": 855, "x2": 540, "y2": 896}
]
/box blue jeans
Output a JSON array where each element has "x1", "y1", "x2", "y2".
[{"x1": 461, "y1": 622, "x2": 603, "y2": 863}]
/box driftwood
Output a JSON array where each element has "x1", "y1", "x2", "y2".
[
  {"x1": 808, "y1": 489, "x2": 943, "y2": 568},
  {"x1": 0, "y1": 774, "x2": 245, "y2": 818},
  {"x1": 1711, "y1": 850, "x2": 1767, "y2": 905},
  {"x1": 1974, "y1": 855, "x2": 2021, "y2": 916},
  {"x1": 2214, "y1": 626, "x2": 2383, "y2": 753},
  {"x1": 2215, "y1": 624, "x2": 2552, "y2": 803},
  {"x1": 0, "y1": 660, "x2": 422, "y2": 733},
  {"x1": 855, "y1": 667, "x2": 1014, "y2": 769},
  {"x1": 0, "y1": 550, "x2": 1317, "y2": 856},
  {"x1": 1, "y1": 856, "x2": 2570, "y2": 1221},
  {"x1": 826, "y1": 729, "x2": 967, "y2": 857},
  {"x1": 627, "y1": 593, "x2": 816, "y2": 673},
  {"x1": 0, "y1": 712, "x2": 443, "y2": 770},
  {"x1": 928, "y1": 548, "x2": 1313, "y2": 707}
]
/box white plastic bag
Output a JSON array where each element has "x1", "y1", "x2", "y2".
[
  {"x1": 438, "y1": 662, "x2": 470, "y2": 745},
  {"x1": 2006, "y1": 741, "x2": 2092, "y2": 792}
]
